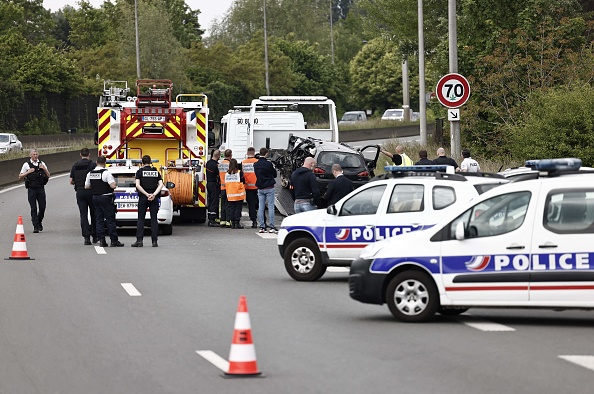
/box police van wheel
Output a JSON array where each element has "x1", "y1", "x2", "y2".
[
  {"x1": 386, "y1": 271, "x2": 439, "y2": 322},
  {"x1": 284, "y1": 239, "x2": 326, "y2": 281},
  {"x1": 161, "y1": 224, "x2": 173, "y2": 236}
]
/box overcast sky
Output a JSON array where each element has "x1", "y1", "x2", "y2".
[{"x1": 42, "y1": 0, "x2": 234, "y2": 36}]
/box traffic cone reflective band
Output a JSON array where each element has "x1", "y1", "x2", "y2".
[
  {"x1": 6, "y1": 216, "x2": 33, "y2": 260},
  {"x1": 225, "y1": 295, "x2": 261, "y2": 376}
]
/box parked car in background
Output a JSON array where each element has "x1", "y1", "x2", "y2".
[
  {"x1": 0, "y1": 133, "x2": 23, "y2": 154},
  {"x1": 338, "y1": 111, "x2": 368, "y2": 126},
  {"x1": 381, "y1": 109, "x2": 405, "y2": 121}
]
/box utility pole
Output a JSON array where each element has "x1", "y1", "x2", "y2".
[
  {"x1": 402, "y1": 58, "x2": 410, "y2": 121},
  {"x1": 418, "y1": 0, "x2": 427, "y2": 145},
  {"x1": 134, "y1": 0, "x2": 141, "y2": 79},
  {"x1": 330, "y1": 0, "x2": 335, "y2": 64},
  {"x1": 449, "y1": 0, "x2": 460, "y2": 159},
  {"x1": 263, "y1": 0, "x2": 270, "y2": 95}
]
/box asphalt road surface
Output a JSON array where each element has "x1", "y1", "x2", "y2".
[{"x1": 2, "y1": 175, "x2": 594, "y2": 393}]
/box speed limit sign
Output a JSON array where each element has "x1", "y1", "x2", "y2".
[{"x1": 435, "y1": 73, "x2": 470, "y2": 108}]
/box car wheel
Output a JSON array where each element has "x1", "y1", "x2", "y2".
[
  {"x1": 385, "y1": 271, "x2": 439, "y2": 322},
  {"x1": 438, "y1": 307, "x2": 469, "y2": 316},
  {"x1": 161, "y1": 224, "x2": 173, "y2": 235},
  {"x1": 284, "y1": 238, "x2": 326, "y2": 281}
]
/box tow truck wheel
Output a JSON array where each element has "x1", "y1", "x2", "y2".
[
  {"x1": 386, "y1": 271, "x2": 439, "y2": 322},
  {"x1": 284, "y1": 238, "x2": 326, "y2": 281},
  {"x1": 161, "y1": 224, "x2": 173, "y2": 236}
]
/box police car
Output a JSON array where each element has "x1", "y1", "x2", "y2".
[
  {"x1": 107, "y1": 160, "x2": 174, "y2": 235},
  {"x1": 349, "y1": 158, "x2": 594, "y2": 322},
  {"x1": 277, "y1": 165, "x2": 508, "y2": 281}
]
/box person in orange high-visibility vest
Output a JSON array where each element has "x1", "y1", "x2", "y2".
[
  {"x1": 225, "y1": 158, "x2": 246, "y2": 229},
  {"x1": 218, "y1": 149, "x2": 232, "y2": 228},
  {"x1": 241, "y1": 147, "x2": 259, "y2": 228}
]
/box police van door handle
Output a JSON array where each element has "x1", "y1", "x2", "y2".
[
  {"x1": 538, "y1": 243, "x2": 558, "y2": 249},
  {"x1": 506, "y1": 244, "x2": 525, "y2": 250}
]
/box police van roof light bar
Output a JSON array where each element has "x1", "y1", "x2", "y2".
[
  {"x1": 385, "y1": 165, "x2": 454, "y2": 173},
  {"x1": 525, "y1": 158, "x2": 582, "y2": 171}
]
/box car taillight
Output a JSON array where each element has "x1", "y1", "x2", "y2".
[
  {"x1": 313, "y1": 167, "x2": 325, "y2": 174},
  {"x1": 357, "y1": 170, "x2": 369, "y2": 177},
  {"x1": 160, "y1": 190, "x2": 169, "y2": 197}
]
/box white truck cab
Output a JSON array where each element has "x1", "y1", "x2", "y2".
[{"x1": 219, "y1": 96, "x2": 339, "y2": 161}]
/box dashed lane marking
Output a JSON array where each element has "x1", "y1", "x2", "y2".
[
  {"x1": 95, "y1": 246, "x2": 107, "y2": 254},
  {"x1": 327, "y1": 267, "x2": 350, "y2": 273},
  {"x1": 256, "y1": 232, "x2": 277, "y2": 239},
  {"x1": 196, "y1": 350, "x2": 229, "y2": 372},
  {"x1": 454, "y1": 315, "x2": 516, "y2": 332},
  {"x1": 559, "y1": 355, "x2": 594, "y2": 372},
  {"x1": 121, "y1": 283, "x2": 141, "y2": 296}
]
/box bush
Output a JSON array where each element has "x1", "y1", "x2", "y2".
[{"x1": 506, "y1": 84, "x2": 594, "y2": 166}]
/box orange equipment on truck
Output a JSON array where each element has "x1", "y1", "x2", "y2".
[{"x1": 96, "y1": 79, "x2": 214, "y2": 222}]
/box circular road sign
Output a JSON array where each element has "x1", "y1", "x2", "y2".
[{"x1": 435, "y1": 73, "x2": 470, "y2": 108}]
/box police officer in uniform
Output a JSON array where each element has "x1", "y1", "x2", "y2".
[
  {"x1": 85, "y1": 156, "x2": 124, "y2": 247},
  {"x1": 206, "y1": 149, "x2": 221, "y2": 227},
  {"x1": 19, "y1": 149, "x2": 50, "y2": 233},
  {"x1": 131, "y1": 155, "x2": 164, "y2": 247},
  {"x1": 69, "y1": 148, "x2": 97, "y2": 245}
]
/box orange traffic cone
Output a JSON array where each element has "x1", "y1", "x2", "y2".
[
  {"x1": 5, "y1": 216, "x2": 33, "y2": 260},
  {"x1": 224, "y1": 295, "x2": 262, "y2": 377}
]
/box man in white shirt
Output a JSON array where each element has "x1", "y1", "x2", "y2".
[
  {"x1": 19, "y1": 149, "x2": 50, "y2": 233},
  {"x1": 460, "y1": 149, "x2": 480, "y2": 172}
]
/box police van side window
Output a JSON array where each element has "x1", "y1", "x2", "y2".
[
  {"x1": 544, "y1": 190, "x2": 594, "y2": 233},
  {"x1": 387, "y1": 184, "x2": 424, "y2": 213},
  {"x1": 433, "y1": 186, "x2": 456, "y2": 210},
  {"x1": 340, "y1": 185, "x2": 386, "y2": 216},
  {"x1": 447, "y1": 191, "x2": 531, "y2": 239}
]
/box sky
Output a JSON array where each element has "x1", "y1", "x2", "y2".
[{"x1": 42, "y1": 0, "x2": 235, "y2": 36}]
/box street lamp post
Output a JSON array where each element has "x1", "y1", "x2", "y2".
[
  {"x1": 134, "y1": 0, "x2": 141, "y2": 79},
  {"x1": 330, "y1": 0, "x2": 335, "y2": 64},
  {"x1": 418, "y1": 0, "x2": 427, "y2": 145},
  {"x1": 263, "y1": 0, "x2": 270, "y2": 95}
]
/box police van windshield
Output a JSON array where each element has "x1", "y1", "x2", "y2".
[{"x1": 113, "y1": 174, "x2": 136, "y2": 187}]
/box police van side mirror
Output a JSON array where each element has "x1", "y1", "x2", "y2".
[
  {"x1": 327, "y1": 205, "x2": 337, "y2": 215},
  {"x1": 455, "y1": 221, "x2": 465, "y2": 240},
  {"x1": 166, "y1": 182, "x2": 175, "y2": 189}
]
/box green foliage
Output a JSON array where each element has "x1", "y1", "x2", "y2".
[
  {"x1": 506, "y1": 84, "x2": 594, "y2": 166},
  {"x1": 23, "y1": 110, "x2": 61, "y2": 135}
]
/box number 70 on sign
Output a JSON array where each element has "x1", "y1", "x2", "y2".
[{"x1": 435, "y1": 73, "x2": 470, "y2": 108}]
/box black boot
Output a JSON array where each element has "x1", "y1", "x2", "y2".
[
  {"x1": 231, "y1": 221, "x2": 237, "y2": 229},
  {"x1": 235, "y1": 221, "x2": 244, "y2": 229},
  {"x1": 84, "y1": 236, "x2": 91, "y2": 245},
  {"x1": 99, "y1": 238, "x2": 108, "y2": 247},
  {"x1": 251, "y1": 221, "x2": 258, "y2": 228},
  {"x1": 208, "y1": 220, "x2": 220, "y2": 227}
]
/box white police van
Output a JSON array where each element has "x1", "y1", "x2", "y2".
[
  {"x1": 349, "y1": 158, "x2": 594, "y2": 322},
  {"x1": 107, "y1": 159, "x2": 175, "y2": 235},
  {"x1": 277, "y1": 166, "x2": 508, "y2": 281}
]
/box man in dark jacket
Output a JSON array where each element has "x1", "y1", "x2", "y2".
[
  {"x1": 415, "y1": 150, "x2": 435, "y2": 165},
  {"x1": 323, "y1": 164, "x2": 354, "y2": 206},
  {"x1": 205, "y1": 149, "x2": 221, "y2": 227},
  {"x1": 69, "y1": 148, "x2": 97, "y2": 245},
  {"x1": 254, "y1": 147, "x2": 277, "y2": 233},
  {"x1": 433, "y1": 147, "x2": 459, "y2": 170},
  {"x1": 291, "y1": 157, "x2": 321, "y2": 213}
]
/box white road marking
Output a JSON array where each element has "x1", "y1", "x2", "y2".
[
  {"x1": 327, "y1": 267, "x2": 350, "y2": 273},
  {"x1": 256, "y1": 232, "x2": 277, "y2": 239},
  {"x1": 121, "y1": 283, "x2": 141, "y2": 296},
  {"x1": 454, "y1": 316, "x2": 516, "y2": 332},
  {"x1": 95, "y1": 246, "x2": 107, "y2": 254},
  {"x1": 197, "y1": 350, "x2": 229, "y2": 372},
  {"x1": 559, "y1": 355, "x2": 594, "y2": 372}
]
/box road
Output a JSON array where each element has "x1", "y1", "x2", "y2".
[{"x1": 2, "y1": 176, "x2": 594, "y2": 393}]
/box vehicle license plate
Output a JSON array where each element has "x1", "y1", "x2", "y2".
[
  {"x1": 117, "y1": 202, "x2": 138, "y2": 209},
  {"x1": 142, "y1": 116, "x2": 165, "y2": 122}
]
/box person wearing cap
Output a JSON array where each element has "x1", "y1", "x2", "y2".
[
  {"x1": 85, "y1": 156, "x2": 124, "y2": 247},
  {"x1": 131, "y1": 155, "x2": 164, "y2": 247}
]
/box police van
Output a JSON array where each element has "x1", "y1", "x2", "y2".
[
  {"x1": 107, "y1": 160, "x2": 175, "y2": 235},
  {"x1": 277, "y1": 166, "x2": 508, "y2": 281},
  {"x1": 349, "y1": 158, "x2": 594, "y2": 322}
]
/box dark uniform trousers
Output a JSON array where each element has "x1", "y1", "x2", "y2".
[
  {"x1": 93, "y1": 194, "x2": 118, "y2": 241},
  {"x1": 76, "y1": 189, "x2": 96, "y2": 238},
  {"x1": 220, "y1": 190, "x2": 228, "y2": 222},
  {"x1": 28, "y1": 186, "x2": 46, "y2": 227},
  {"x1": 245, "y1": 189, "x2": 258, "y2": 222},
  {"x1": 137, "y1": 194, "x2": 159, "y2": 241},
  {"x1": 207, "y1": 181, "x2": 220, "y2": 221}
]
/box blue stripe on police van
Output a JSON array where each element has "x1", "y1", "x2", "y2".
[{"x1": 370, "y1": 256, "x2": 440, "y2": 274}]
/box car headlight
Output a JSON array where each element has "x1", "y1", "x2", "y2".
[{"x1": 359, "y1": 241, "x2": 385, "y2": 259}]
